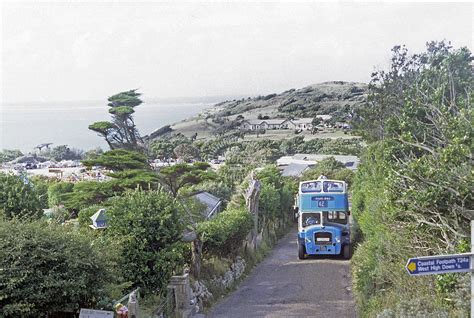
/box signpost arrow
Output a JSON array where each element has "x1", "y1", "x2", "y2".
[{"x1": 405, "y1": 252, "x2": 473, "y2": 276}]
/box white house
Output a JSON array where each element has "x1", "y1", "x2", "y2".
[
  {"x1": 292, "y1": 118, "x2": 314, "y2": 130},
  {"x1": 241, "y1": 118, "x2": 321, "y2": 131}
]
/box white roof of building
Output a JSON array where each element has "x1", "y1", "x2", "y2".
[
  {"x1": 244, "y1": 119, "x2": 287, "y2": 125},
  {"x1": 316, "y1": 115, "x2": 333, "y2": 121},
  {"x1": 281, "y1": 163, "x2": 313, "y2": 177},
  {"x1": 263, "y1": 119, "x2": 287, "y2": 125},
  {"x1": 277, "y1": 154, "x2": 360, "y2": 170},
  {"x1": 192, "y1": 191, "x2": 222, "y2": 219},
  {"x1": 292, "y1": 118, "x2": 314, "y2": 124}
]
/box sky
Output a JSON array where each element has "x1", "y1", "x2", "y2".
[{"x1": 1, "y1": 1, "x2": 472, "y2": 103}]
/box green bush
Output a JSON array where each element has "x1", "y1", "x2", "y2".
[
  {"x1": 198, "y1": 207, "x2": 253, "y2": 258},
  {"x1": 47, "y1": 182, "x2": 74, "y2": 207},
  {"x1": 106, "y1": 190, "x2": 187, "y2": 293},
  {"x1": 0, "y1": 220, "x2": 116, "y2": 317},
  {"x1": 0, "y1": 173, "x2": 42, "y2": 220}
]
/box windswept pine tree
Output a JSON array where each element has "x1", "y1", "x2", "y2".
[{"x1": 89, "y1": 89, "x2": 144, "y2": 150}]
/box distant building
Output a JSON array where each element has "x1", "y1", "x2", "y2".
[
  {"x1": 90, "y1": 209, "x2": 108, "y2": 230},
  {"x1": 191, "y1": 191, "x2": 223, "y2": 219},
  {"x1": 277, "y1": 154, "x2": 360, "y2": 177},
  {"x1": 281, "y1": 163, "x2": 314, "y2": 177},
  {"x1": 241, "y1": 116, "x2": 333, "y2": 131}
]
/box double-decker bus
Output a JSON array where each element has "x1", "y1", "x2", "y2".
[{"x1": 295, "y1": 178, "x2": 351, "y2": 259}]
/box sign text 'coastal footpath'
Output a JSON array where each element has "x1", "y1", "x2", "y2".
[{"x1": 405, "y1": 253, "x2": 472, "y2": 276}]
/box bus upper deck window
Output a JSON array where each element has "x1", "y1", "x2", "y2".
[
  {"x1": 323, "y1": 181, "x2": 344, "y2": 192},
  {"x1": 301, "y1": 181, "x2": 321, "y2": 192}
]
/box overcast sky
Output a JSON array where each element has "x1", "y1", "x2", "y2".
[{"x1": 1, "y1": 1, "x2": 472, "y2": 103}]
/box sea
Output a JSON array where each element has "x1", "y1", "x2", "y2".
[{"x1": 0, "y1": 98, "x2": 218, "y2": 153}]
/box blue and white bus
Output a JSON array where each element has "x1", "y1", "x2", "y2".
[{"x1": 295, "y1": 178, "x2": 351, "y2": 259}]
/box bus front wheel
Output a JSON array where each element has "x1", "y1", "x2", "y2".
[
  {"x1": 298, "y1": 242, "x2": 306, "y2": 260},
  {"x1": 343, "y1": 244, "x2": 352, "y2": 260}
]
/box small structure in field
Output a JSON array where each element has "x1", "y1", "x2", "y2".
[
  {"x1": 90, "y1": 209, "x2": 108, "y2": 230},
  {"x1": 191, "y1": 191, "x2": 222, "y2": 219}
]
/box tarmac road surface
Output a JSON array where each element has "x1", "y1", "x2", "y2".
[{"x1": 205, "y1": 227, "x2": 356, "y2": 318}]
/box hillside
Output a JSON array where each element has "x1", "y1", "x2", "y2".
[
  {"x1": 149, "y1": 81, "x2": 368, "y2": 140},
  {"x1": 213, "y1": 80, "x2": 367, "y2": 119}
]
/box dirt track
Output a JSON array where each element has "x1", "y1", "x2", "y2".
[{"x1": 206, "y1": 227, "x2": 356, "y2": 317}]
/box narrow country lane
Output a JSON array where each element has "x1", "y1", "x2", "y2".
[{"x1": 205, "y1": 227, "x2": 356, "y2": 318}]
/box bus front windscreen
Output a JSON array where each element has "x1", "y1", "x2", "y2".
[
  {"x1": 323, "y1": 211, "x2": 348, "y2": 225},
  {"x1": 302, "y1": 213, "x2": 321, "y2": 227}
]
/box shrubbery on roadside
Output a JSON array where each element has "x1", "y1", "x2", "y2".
[{"x1": 198, "y1": 207, "x2": 253, "y2": 258}]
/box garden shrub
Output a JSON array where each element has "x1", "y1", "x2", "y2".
[{"x1": 198, "y1": 207, "x2": 253, "y2": 258}]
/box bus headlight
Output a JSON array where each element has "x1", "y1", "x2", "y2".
[
  {"x1": 305, "y1": 237, "x2": 311, "y2": 243},
  {"x1": 335, "y1": 237, "x2": 341, "y2": 243}
]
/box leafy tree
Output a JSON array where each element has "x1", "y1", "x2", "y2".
[
  {"x1": 61, "y1": 181, "x2": 116, "y2": 211},
  {"x1": 173, "y1": 143, "x2": 200, "y2": 162},
  {"x1": 149, "y1": 135, "x2": 191, "y2": 160},
  {"x1": 0, "y1": 220, "x2": 117, "y2": 316},
  {"x1": 29, "y1": 175, "x2": 50, "y2": 209},
  {"x1": 311, "y1": 117, "x2": 322, "y2": 134},
  {"x1": 47, "y1": 182, "x2": 75, "y2": 207},
  {"x1": 158, "y1": 162, "x2": 215, "y2": 197},
  {"x1": 351, "y1": 41, "x2": 473, "y2": 316},
  {"x1": 83, "y1": 148, "x2": 104, "y2": 161},
  {"x1": 0, "y1": 173, "x2": 42, "y2": 220},
  {"x1": 106, "y1": 190, "x2": 187, "y2": 292},
  {"x1": 0, "y1": 149, "x2": 23, "y2": 163},
  {"x1": 82, "y1": 149, "x2": 149, "y2": 171},
  {"x1": 43, "y1": 145, "x2": 83, "y2": 161},
  {"x1": 301, "y1": 157, "x2": 346, "y2": 181},
  {"x1": 197, "y1": 207, "x2": 253, "y2": 258},
  {"x1": 280, "y1": 136, "x2": 304, "y2": 155},
  {"x1": 89, "y1": 90, "x2": 144, "y2": 150}
]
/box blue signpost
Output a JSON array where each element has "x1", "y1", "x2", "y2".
[
  {"x1": 405, "y1": 253, "x2": 472, "y2": 276},
  {"x1": 406, "y1": 221, "x2": 474, "y2": 317}
]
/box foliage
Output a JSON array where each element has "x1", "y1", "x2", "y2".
[
  {"x1": 0, "y1": 220, "x2": 117, "y2": 317},
  {"x1": 298, "y1": 138, "x2": 363, "y2": 156},
  {"x1": 197, "y1": 136, "x2": 239, "y2": 160},
  {"x1": 29, "y1": 175, "x2": 50, "y2": 209},
  {"x1": 173, "y1": 143, "x2": 200, "y2": 161},
  {"x1": 255, "y1": 165, "x2": 295, "y2": 228},
  {"x1": 106, "y1": 190, "x2": 187, "y2": 292},
  {"x1": 301, "y1": 157, "x2": 348, "y2": 181},
  {"x1": 42, "y1": 145, "x2": 83, "y2": 161},
  {"x1": 47, "y1": 182, "x2": 75, "y2": 207},
  {"x1": 149, "y1": 134, "x2": 191, "y2": 159},
  {"x1": 351, "y1": 42, "x2": 473, "y2": 316},
  {"x1": 0, "y1": 173, "x2": 42, "y2": 220},
  {"x1": 83, "y1": 148, "x2": 104, "y2": 161},
  {"x1": 63, "y1": 151, "x2": 159, "y2": 211},
  {"x1": 82, "y1": 149, "x2": 149, "y2": 171},
  {"x1": 0, "y1": 149, "x2": 23, "y2": 163},
  {"x1": 89, "y1": 90, "x2": 144, "y2": 150},
  {"x1": 61, "y1": 181, "x2": 116, "y2": 211},
  {"x1": 279, "y1": 136, "x2": 305, "y2": 155},
  {"x1": 197, "y1": 207, "x2": 253, "y2": 258},
  {"x1": 158, "y1": 162, "x2": 214, "y2": 197},
  {"x1": 188, "y1": 180, "x2": 234, "y2": 204}
]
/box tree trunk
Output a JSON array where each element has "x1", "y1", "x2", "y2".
[
  {"x1": 245, "y1": 171, "x2": 261, "y2": 250},
  {"x1": 191, "y1": 238, "x2": 202, "y2": 279}
]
